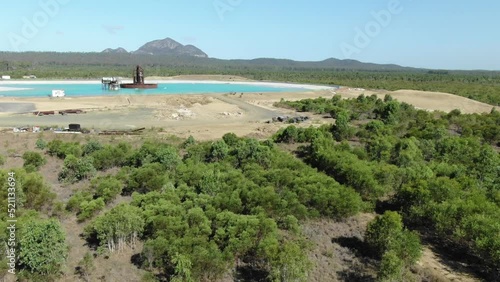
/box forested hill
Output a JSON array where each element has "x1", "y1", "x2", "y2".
[{"x1": 0, "y1": 52, "x2": 417, "y2": 71}]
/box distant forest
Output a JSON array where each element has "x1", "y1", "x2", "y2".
[{"x1": 1, "y1": 52, "x2": 499, "y2": 106}]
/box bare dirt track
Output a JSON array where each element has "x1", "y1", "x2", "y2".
[
  {"x1": 0, "y1": 78, "x2": 497, "y2": 141},
  {"x1": 0, "y1": 92, "x2": 317, "y2": 140}
]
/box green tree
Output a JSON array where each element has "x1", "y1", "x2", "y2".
[
  {"x1": 78, "y1": 198, "x2": 105, "y2": 222},
  {"x1": 18, "y1": 171, "x2": 55, "y2": 211},
  {"x1": 22, "y1": 151, "x2": 47, "y2": 171},
  {"x1": 268, "y1": 241, "x2": 311, "y2": 282},
  {"x1": 126, "y1": 164, "x2": 169, "y2": 194},
  {"x1": 58, "y1": 155, "x2": 96, "y2": 183},
  {"x1": 379, "y1": 100, "x2": 400, "y2": 124},
  {"x1": 142, "y1": 237, "x2": 170, "y2": 270},
  {"x1": 47, "y1": 140, "x2": 82, "y2": 159},
  {"x1": 365, "y1": 212, "x2": 422, "y2": 280},
  {"x1": 378, "y1": 250, "x2": 404, "y2": 282},
  {"x1": 182, "y1": 135, "x2": 196, "y2": 148},
  {"x1": 394, "y1": 230, "x2": 422, "y2": 266},
  {"x1": 171, "y1": 253, "x2": 194, "y2": 282},
  {"x1": 198, "y1": 169, "x2": 222, "y2": 196},
  {"x1": 90, "y1": 143, "x2": 131, "y2": 170},
  {"x1": 35, "y1": 138, "x2": 47, "y2": 150},
  {"x1": 66, "y1": 191, "x2": 93, "y2": 213},
  {"x1": 92, "y1": 176, "x2": 123, "y2": 203},
  {"x1": 0, "y1": 170, "x2": 25, "y2": 217},
  {"x1": 208, "y1": 140, "x2": 229, "y2": 162},
  {"x1": 222, "y1": 132, "x2": 239, "y2": 146},
  {"x1": 275, "y1": 125, "x2": 299, "y2": 144},
  {"x1": 18, "y1": 219, "x2": 68, "y2": 275},
  {"x1": 85, "y1": 204, "x2": 144, "y2": 253},
  {"x1": 82, "y1": 139, "x2": 103, "y2": 156},
  {"x1": 391, "y1": 138, "x2": 423, "y2": 167},
  {"x1": 233, "y1": 139, "x2": 271, "y2": 168},
  {"x1": 333, "y1": 110, "x2": 354, "y2": 141},
  {"x1": 156, "y1": 146, "x2": 181, "y2": 170},
  {"x1": 365, "y1": 211, "x2": 404, "y2": 257},
  {"x1": 129, "y1": 142, "x2": 180, "y2": 169}
]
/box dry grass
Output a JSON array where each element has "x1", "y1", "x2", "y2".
[
  {"x1": 302, "y1": 214, "x2": 377, "y2": 282},
  {"x1": 0, "y1": 126, "x2": 488, "y2": 282}
]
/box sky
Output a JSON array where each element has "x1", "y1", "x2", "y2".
[{"x1": 0, "y1": 0, "x2": 499, "y2": 70}]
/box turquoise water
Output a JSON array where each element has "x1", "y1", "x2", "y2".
[{"x1": 0, "y1": 83, "x2": 307, "y2": 97}]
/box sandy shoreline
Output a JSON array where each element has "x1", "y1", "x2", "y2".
[
  {"x1": 0, "y1": 87, "x2": 33, "y2": 91},
  {"x1": 0, "y1": 79, "x2": 334, "y2": 91},
  {"x1": 0, "y1": 76, "x2": 497, "y2": 140},
  {"x1": 0, "y1": 84, "x2": 496, "y2": 116}
]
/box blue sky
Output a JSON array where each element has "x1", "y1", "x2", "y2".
[{"x1": 1, "y1": 0, "x2": 499, "y2": 70}]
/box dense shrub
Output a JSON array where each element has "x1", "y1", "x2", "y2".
[
  {"x1": 58, "y1": 155, "x2": 96, "y2": 183},
  {"x1": 35, "y1": 138, "x2": 47, "y2": 150},
  {"x1": 47, "y1": 140, "x2": 82, "y2": 159},
  {"x1": 22, "y1": 151, "x2": 47, "y2": 171},
  {"x1": 92, "y1": 176, "x2": 123, "y2": 203}
]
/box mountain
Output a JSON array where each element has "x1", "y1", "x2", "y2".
[
  {"x1": 131, "y1": 37, "x2": 208, "y2": 58},
  {"x1": 102, "y1": 47, "x2": 128, "y2": 54},
  {"x1": 0, "y1": 51, "x2": 427, "y2": 73},
  {"x1": 313, "y1": 58, "x2": 415, "y2": 71},
  {"x1": 224, "y1": 57, "x2": 417, "y2": 71}
]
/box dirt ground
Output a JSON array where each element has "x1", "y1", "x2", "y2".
[
  {"x1": 335, "y1": 88, "x2": 497, "y2": 114},
  {"x1": 303, "y1": 214, "x2": 481, "y2": 282},
  {"x1": 242, "y1": 87, "x2": 498, "y2": 114},
  {"x1": 414, "y1": 247, "x2": 480, "y2": 282},
  {"x1": 1, "y1": 83, "x2": 496, "y2": 141},
  {"x1": 303, "y1": 214, "x2": 378, "y2": 282}
]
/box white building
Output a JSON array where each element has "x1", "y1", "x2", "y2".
[
  {"x1": 1, "y1": 75, "x2": 11, "y2": 80},
  {"x1": 51, "y1": 90, "x2": 65, "y2": 97}
]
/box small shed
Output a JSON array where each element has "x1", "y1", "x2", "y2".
[
  {"x1": 1, "y1": 75, "x2": 11, "y2": 80},
  {"x1": 68, "y1": 124, "x2": 81, "y2": 132}
]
